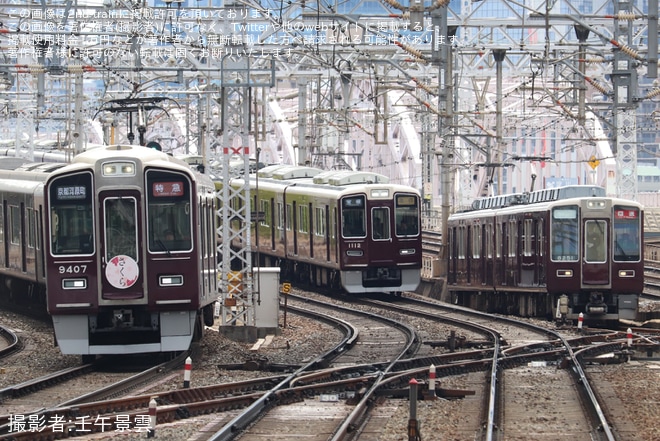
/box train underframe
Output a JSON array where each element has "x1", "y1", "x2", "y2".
[
  {"x1": 449, "y1": 288, "x2": 638, "y2": 325},
  {"x1": 250, "y1": 253, "x2": 414, "y2": 294},
  {"x1": 0, "y1": 275, "x2": 47, "y2": 308},
  {"x1": 52, "y1": 302, "x2": 215, "y2": 359}
]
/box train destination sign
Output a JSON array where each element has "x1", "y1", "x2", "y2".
[
  {"x1": 615, "y1": 209, "x2": 638, "y2": 220},
  {"x1": 152, "y1": 181, "x2": 184, "y2": 197},
  {"x1": 56, "y1": 185, "x2": 87, "y2": 200}
]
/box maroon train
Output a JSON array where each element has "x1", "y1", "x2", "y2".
[
  {"x1": 0, "y1": 146, "x2": 217, "y2": 360},
  {"x1": 225, "y1": 165, "x2": 423, "y2": 294},
  {"x1": 446, "y1": 185, "x2": 644, "y2": 324}
]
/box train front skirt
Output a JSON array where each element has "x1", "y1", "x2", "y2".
[{"x1": 51, "y1": 311, "x2": 197, "y2": 355}]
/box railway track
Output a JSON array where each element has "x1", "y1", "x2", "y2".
[
  {"x1": 1, "y1": 287, "x2": 659, "y2": 440},
  {"x1": 206, "y1": 293, "x2": 420, "y2": 440},
  {"x1": 0, "y1": 325, "x2": 19, "y2": 357},
  {"x1": 0, "y1": 352, "x2": 193, "y2": 440}
]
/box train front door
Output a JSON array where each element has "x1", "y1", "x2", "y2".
[
  {"x1": 582, "y1": 219, "x2": 610, "y2": 285},
  {"x1": 99, "y1": 190, "x2": 144, "y2": 300}
]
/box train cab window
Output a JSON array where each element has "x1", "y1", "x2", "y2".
[
  {"x1": 585, "y1": 220, "x2": 607, "y2": 263},
  {"x1": 342, "y1": 196, "x2": 366, "y2": 238},
  {"x1": 551, "y1": 206, "x2": 578, "y2": 262},
  {"x1": 146, "y1": 171, "x2": 193, "y2": 253},
  {"x1": 105, "y1": 197, "x2": 138, "y2": 260},
  {"x1": 48, "y1": 172, "x2": 94, "y2": 256},
  {"x1": 613, "y1": 206, "x2": 641, "y2": 262},
  {"x1": 395, "y1": 194, "x2": 419, "y2": 237},
  {"x1": 372, "y1": 207, "x2": 390, "y2": 240}
]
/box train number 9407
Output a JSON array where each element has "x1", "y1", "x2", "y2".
[{"x1": 59, "y1": 265, "x2": 87, "y2": 274}]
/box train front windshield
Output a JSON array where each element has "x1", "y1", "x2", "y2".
[
  {"x1": 48, "y1": 172, "x2": 94, "y2": 255},
  {"x1": 395, "y1": 194, "x2": 419, "y2": 236},
  {"x1": 551, "y1": 206, "x2": 578, "y2": 261},
  {"x1": 613, "y1": 206, "x2": 641, "y2": 262},
  {"x1": 146, "y1": 170, "x2": 193, "y2": 253}
]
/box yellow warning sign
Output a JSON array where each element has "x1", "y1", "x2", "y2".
[
  {"x1": 282, "y1": 282, "x2": 291, "y2": 294},
  {"x1": 588, "y1": 155, "x2": 600, "y2": 170}
]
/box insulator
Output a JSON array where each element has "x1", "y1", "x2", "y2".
[
  {"x1": 413, "y1": 78, "x2": 436, "y2": 95},
  {"x1": 395, "y1": 41, "x2": 425, "y2": 60},
  {"x1": 428, "y1": 0, "x2": 451, "y2": 11},
  {"x1": 585, "y1": 57, "x2": 607, "y2": 65},
  {"x1": 585, "y1": 77, "x2": 609, "y2": 95},
  {"x1": 68, "y1": 65, "x2": 84, "y2": 74},
  {"x1": 28, "y1": 64, "x2": 44, "y2": 74},
  {"x1": 615, "y1": 12, "x2": 637, "y2": 20},
  {"x1": 645, "y1": 88, "x2": 660, "y2": 99},
  {"x1": 617, "y1": 42, "x2": 640, "y2": 59},
  {"x1": 555, "y1": 99, "x2": 575, "y2": 119},
  {"x1": 382, "y1": 0, "x2": 405, "y2": 11}
]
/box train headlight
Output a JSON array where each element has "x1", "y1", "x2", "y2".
[
  {"x1": 159, "y1": 275, "x2": 184, "y2": 286},
  {"x1": 103, "y1": 161, "x2": 136, "y2": 177},
  {"x1": 587, "y1": 200, "x2": 606, "y2": 209},
  {"x1": 346, "y1": 250, "x2": 363, "y2": 257},
  {"x1": 370, "y1": 189, "x2": 390, "y2": 198},
  {"x1": 399, "y1": 249, "x2": 416, "y2": 255},
  {"x1": 618, "y1": 270, "x2": 635, "y2": 277},
  {"x1": 556, "y1": 269, "x2": 573, "y2": 277}
]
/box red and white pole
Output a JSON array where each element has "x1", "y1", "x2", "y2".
[
  {"x1": 183, "y1": 356, "x2": 192, "y2": 388},
  {"x1": 147, "y1": 397, "x2": 157, "y2": 438},
  {"x1": 627, "y1": 328, "x2": 633, "y2": 347},
  {"x1": 577, "y1": 313, "x2": 584, "y2": 332},
  {"x1": 428, "y1": 364, "x2": 436, "y2": 398}
]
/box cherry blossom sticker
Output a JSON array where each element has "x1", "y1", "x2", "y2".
[{"x1": 105, "y1": 255, "x2": 139, "y2": 289}]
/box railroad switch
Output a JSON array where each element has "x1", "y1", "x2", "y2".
[
  {"x1": 217, "y1": 356, "x2": 301, "y2": 372},
  {"x1": 381, "y1": 383, "x2": 475, "y2": 399},
  {"x1": 424, "y1": 330, "x2": 491, "y2": 350}
]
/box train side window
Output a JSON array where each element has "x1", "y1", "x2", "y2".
[
  {"x1": 523, "y1": 219, "x2": 533, "y2": 257},
  {"x1": 277, "y1": 202, "x2": 284, "y2": 236},
  {"x1": 372, "y1": 207, "x2": 390, "y2": 240},
  {"x1": 585, "y1": 220, "x2": 606, "y2": 263},
  {"x1": 472, "y1": 225, "x2": 480, "y2": 258},
  {"x1": 260, "y1": 199, "x2": 270, "y2": 227},
  {"x1": 27, "y1": 207, "x2": 35, "y2": 249},
  {"x1": 495, "y1": 222, "x2": 501, "y2": 258},
  {"x1": 299, "y1": 205, "x2": 309, "y2": 234},
  {"x1": 537, "y1": 220, "x2": 544, "y2": 257},
  {"x1": 486, "y1": 223, "x2": 493, "y2": 258},
  {"x1": 285, "y1": 204, "x2": 293, "y2": 232},
  {"x1": 9, "y1": 205, "x2": 19, "y2": 245},
  {"x1": 315, "y1": 207, "x2": 326, "y2": 237},
  {"x1": 508, "y1": 220, "x2": 517, "y2": 257},
  {"x1": 551, "y1": 206, "x2": 578, "y2": 262}
]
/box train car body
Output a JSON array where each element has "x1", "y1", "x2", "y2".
[
  {"x1": 0, "y1": 146, "x2": 218, "y2": 358},
  {"x1": 225, "y1": 165, "x2": 422, "y2": 294},
  {"x1": 447, "y1": 185, "x2": 643, "y2": 324}
]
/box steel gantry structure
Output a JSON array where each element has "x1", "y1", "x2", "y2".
[{"x1": 0, "y1": 0, "x2": 658, "y2": 332}]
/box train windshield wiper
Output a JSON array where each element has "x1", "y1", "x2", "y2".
[{"x1": 157, "y1": 239, "x2": 171, "y2": 256}]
